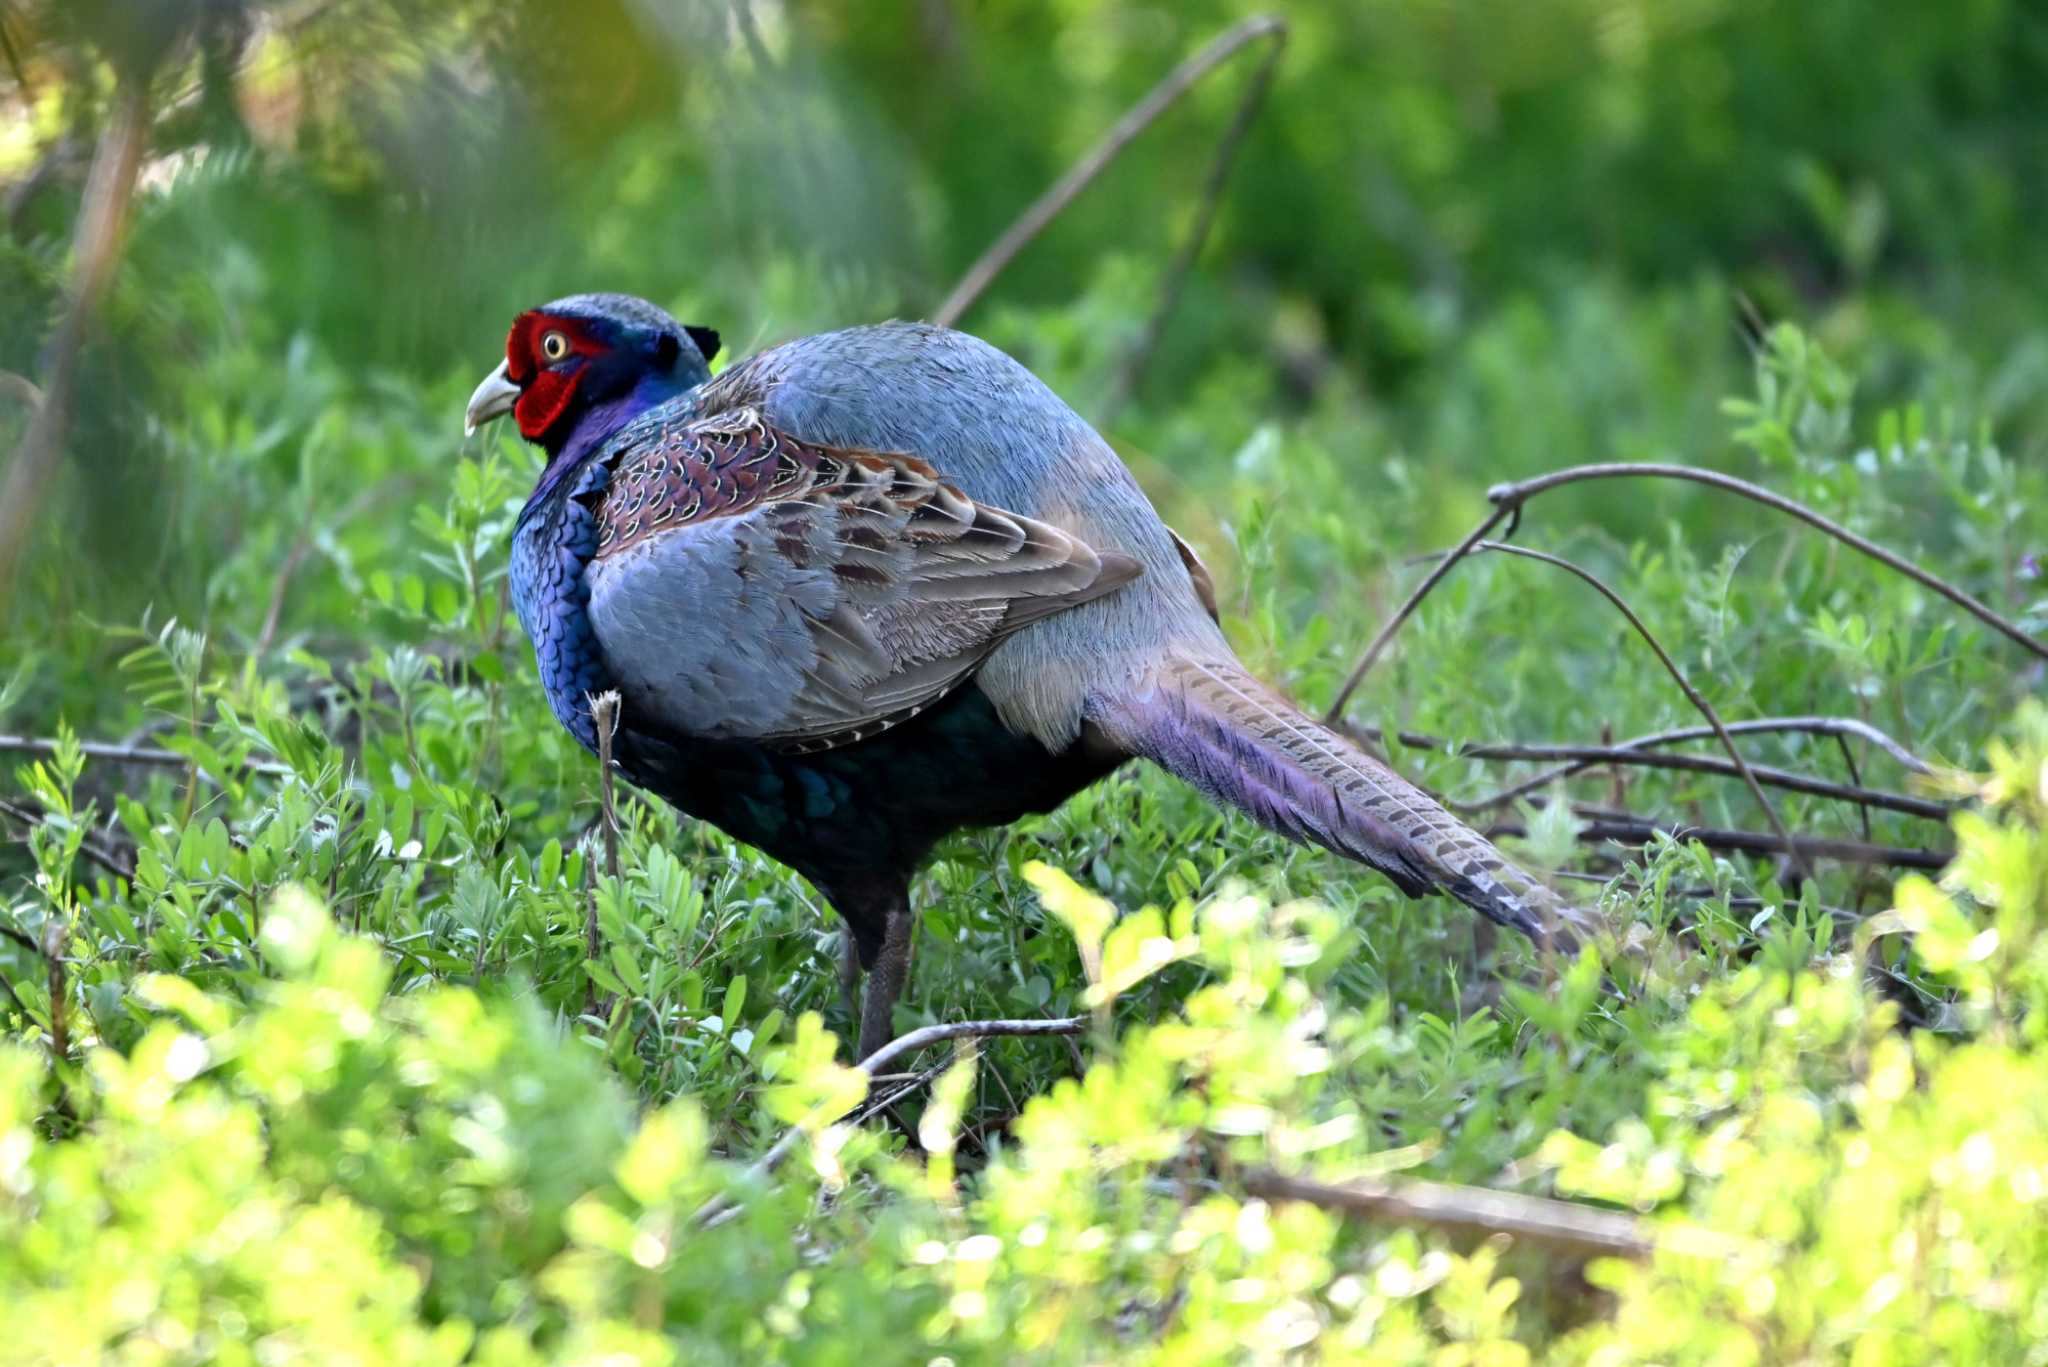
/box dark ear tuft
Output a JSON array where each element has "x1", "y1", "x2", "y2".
[
  {"x1": 685, "y1": 325, "x2": 721, "y2": 362},
  {"x1": 654, "y1": 332, "x2": 681, "y2": 368}
]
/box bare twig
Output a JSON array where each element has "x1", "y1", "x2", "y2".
[
  {"x1": 695, "y1": 1014, "x2": 1088, "y2": 1227},
  {"x1": 1484, "y1": 463, "x2": 2046, "y2": 662},
  {"x1": 730, "y1": 0, "x2": 775, "y2": 70},
  {"x1": 0, "y1": 796, "x2": 137, "y2": 880},
  {"x1": 0, "y1": 76, "x2": 151, "y2": 604},
  {"x1": 1099, "y1": 19, "x2": 1289, "y2": 423},
  {"x1": 1339, "y1": 724, "x2": 1952, "y2": 821},
  {"x1": 846, "y1": 1056, "x2": 953, "y2": 1132},
  {"x1": 1323, "y1": 503, "x2": 1515, "y2": 722},
  {"x1": 0, "y1": 734, "x2": 290, "y2": 780},
  {"x1": 254, "y1": 481, "x2": 399, "y2": 656},
  {"x1": 1244, "y1": 1169, "x2": 1687, "y2": 1262},
  {"x1": 590, "y1": 692, "x2": 622, "y2": 886},
  {"x1": 1487, "y1": 802, "x2": 1950, "y2": 872},
  {"x1": 855, "y1": 1014, "x2": 1087, "y2": 1079},
  {"x1": 931, "y1": 15, "x2": 1288, "y2": 330},
  {"x1": 1471, "y1": 541, "x2": 1808, "y2": 878},
  {"x1": 1835, "y1": 731, "x2": 1872, "y2": 844},
  {"x1": 1329, "y1": 462, "x2": 2042, "y2": 737},
  {"x1": 1444, "y1": 714, "x2": 1935, "y2": 815}
]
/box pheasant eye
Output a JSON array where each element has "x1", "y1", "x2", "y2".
[{"x1": 540, "y1": 330, "x2": 571, "y2": 362}]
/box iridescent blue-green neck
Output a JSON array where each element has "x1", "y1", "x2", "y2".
[{"x1": 519, "y1": 371, "x2": 701, "y2": 526}]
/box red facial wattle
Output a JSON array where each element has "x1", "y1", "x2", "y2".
[{"x1": 504, "y1": 312, "x2": 605, "y2": 441}]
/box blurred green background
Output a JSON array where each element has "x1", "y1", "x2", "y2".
[{"x1": 5, "y1": 0, "x2": 2044, "y2": 679}]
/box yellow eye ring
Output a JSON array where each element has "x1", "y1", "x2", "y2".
[{"x1": 540, "y1": 330, "x2": 571, "y2": 362}]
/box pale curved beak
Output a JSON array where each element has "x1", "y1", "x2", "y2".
[{"x1": 464, "y1": 361, "x2": 520, "y2": 437}]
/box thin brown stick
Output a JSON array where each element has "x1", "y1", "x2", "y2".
[
  {"x1": 1323, "y1": 503, "x2": 1513, "y2": 722},
  {"x1": 1835, "y1": 732, "x2": 1872, "y2": 844},
  {"x1": 930, "y1": 15, "x2": 1289, "y2": 330},
  {"x1": 1329, "y1": 463, "x2": 2041, "y2": 735},
  {"x1": 1098, "y1": 20, "x2": 1288, "y2": 423},
  {"x1": 1445, "y1": 714, "x2": 1935, "y2": 815},
  {"x1": 253, "y1": 480, "x2": 406, "y2": 656},
  {"x1": 1471, "y1": 541, "x2": 1808, "y2": 877},
  {"x1": 1485, "y1": 463, "x2": 2045, "y2": 661},
  {"x1": 0, "y1": 734, "x2": 291, "y2": 780},
  {"x1": 1248, "y1": 1168, "x2": 1745, "y2": 1263},
  {"x1": 0, "y1": 796, "x2": 135, "y2": 880},
  {"x1": 0, "y1": 76, "x2": 150, "y2": 605},
  {"x1": 1487, "y1": 802, "x2": 1950, "y2": 871},
  {"x1": 1339, "y1": 724, "x2": 1951, "y2": 821},
  {"x1": 1244, "y1": 1169, "x2": 1663, "y2": 1262},
  {"x1": 591, "y1": 692, "x2": 622, "y2": 887}
]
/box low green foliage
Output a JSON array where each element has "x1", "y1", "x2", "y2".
[
  {"x1": 2, "y1": 306, "x2": 2044, "y2": 1357},
  {"x1": 4, "y1": 715, "x2": 2046, "y2": 1363}
]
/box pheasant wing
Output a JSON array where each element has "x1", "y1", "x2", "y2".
[{"x1": 583, "y1": 407, "x2": 1140, "y2": 751}]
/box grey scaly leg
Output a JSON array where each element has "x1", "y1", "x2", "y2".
[
  {"x1": 858, "y1": 906, "x2": 915, "y2": 1062},
  {"x1": 839, "y1": 926, "x2": 864, "y2": 1038}
]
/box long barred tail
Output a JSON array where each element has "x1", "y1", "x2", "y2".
[{"x1": 1100, "y1": 651, "x2": 1593, "y2": 947}]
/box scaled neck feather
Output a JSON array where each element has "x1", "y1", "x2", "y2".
[{"x1": 519, "y1": 374, "x2": 700, "y2": 524}]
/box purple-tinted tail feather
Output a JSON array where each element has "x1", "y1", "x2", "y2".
[{"x1": 1099, "y1": 652, "x2": 1591, "y2": 947}]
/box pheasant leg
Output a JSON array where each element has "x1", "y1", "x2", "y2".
[
  {"x1": 838, "y1": 927, "x2": 864, "y2": 1038},
  {"x1": 858, "y1": 905, "x2": 915, "y2": 1061}
]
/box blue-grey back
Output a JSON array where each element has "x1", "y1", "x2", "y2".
[{"x1": 690, "y1": 321, "x2": 1226, "y2": 746}]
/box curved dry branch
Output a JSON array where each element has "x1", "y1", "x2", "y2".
[
  {"x1": 1486, "y1": 463, "x2": 2045, "y2": 661},
  {"x1": 1469, "y1": 541, "x2": 1807, "y2": 877},
  {"x1": 1329, "y1": 463, "x2": 2040, "y2": 734},
  {"x1": 930, "y1": 15, "x2": 1288, "y2": 330},
  {"x1": 1323, "y1": 503, "x2": 1514, "y2": 722}
]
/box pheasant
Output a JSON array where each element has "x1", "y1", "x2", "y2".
[{"x1": 467, "y1": 293, "x2": 1588, "y2": 1059}]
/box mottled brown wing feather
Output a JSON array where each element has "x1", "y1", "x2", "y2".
[{"x1": 590, "y1": 407, "x2": 1140, "y2": 753}]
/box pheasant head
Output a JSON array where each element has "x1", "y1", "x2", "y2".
[{"x1": 466, "y1": 293, "x2": 721, "y2": 499}]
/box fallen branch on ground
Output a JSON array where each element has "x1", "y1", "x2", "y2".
[{"x1": 1244, "y1": 1168, "x2": 1741, "y2": 1262}]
